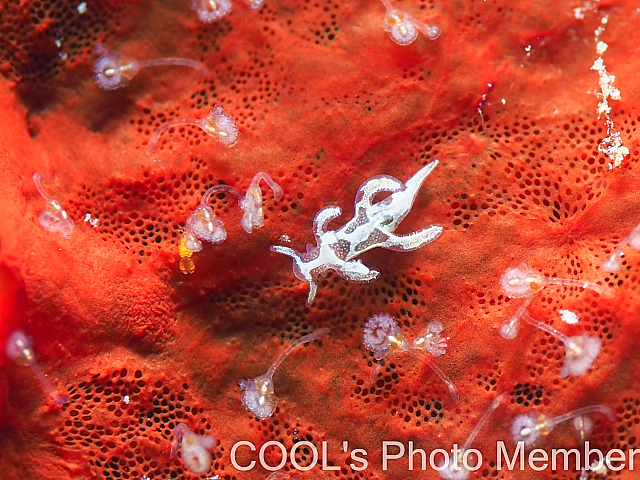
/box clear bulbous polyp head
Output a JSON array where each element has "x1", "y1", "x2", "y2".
[
  {"x1": 499, "y1": 317, "x2": 519, "y2": 339},
  {"x1": 32, "y1": 173, "x2": 74, "y2": 237},
  {"x1": 238, "y1": 376, "x2": 279, "y2": 420},
  {"x1": 94, "y1": 49, "x2": 139, "y2": 90},
  {"x1": 413, "y1": 321, "x2": 447, "y2": 356},
  {"x1": 500, "y1": 264, "x2": 541, "y2": 298},
  {"x1": 560, "y1": 334, "x2": 601, "y2": 378},
  {"x1": 510, "y1": 412, "x2": 548, "y2": 447},
  {"x1": 239, "y1": 193, "x2": 263, "y2": 233},
  {"x1": 186, "y1": 205, "x2": 227, "y2": 244},
  {"x1": 363, "y1": 313, "x2": 402, "y2": 360},
  {"x1": 192, "y1": 0, "x2": 233, "y2": 23},
  {"x1": 384, "y1": 10, "x2": 419, "y2": 46},
  {"x1": 205, "y1": 105, "x2": 239, "y2": 146},
  {"x1": 5, "y1": 330, "x2": 35, "y2": 365},
  {"x1": 38, "y1": 204, "x2": 74, "y2": 238},
  {"x1": 183, "y1": 232, "x2": 203, "y2": 253},
  {"x1": 171, "y1": 423, "x2": 217, "y2": 475},
  {"x1": 5, "y1": 329, "x2": 69, "y2": 405},
  {"x1": 382, "y1": 5, "x2": 440, "y2": 46}
]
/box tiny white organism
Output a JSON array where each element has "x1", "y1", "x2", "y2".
[
  {"x1": 522, "y1": 312, "x2": 601, "y2": 378},
  {"x1": 438, "y1": 393, "x2": 507, "y2": 479},
  {"x1": 170, "y1": 423, "x2": 218, "y2": 474},
  {"x1": 191, "y1": 0, "x2": 233, "y2": 23},
  {"x1": 379, "y1": 0, "x2": 440, "y2": 46},
  {"x1": 5, "y1": 330, "x2": 69, "y2": 405},
  {"x1": 271, "y1": 161, "x2": 442, "y2": 304},
  {"x1": 145, "y1": 105, "x2": 238, "y2": 155},
  {"x1": 238, "y1": 172, "x2": 283, "y2": 234},
  {"x1": 602, "y1": 221, "x2": 640, "y2": 272},
  {"x1": 363, "y1": 313, "x2": 459, "y2": 402},
  {"x1": 510, "y1": 404, "x2": 613, "y2": 447},
  {"x1": 498, "y1": 263, "x2": 613, "y2": 340},
  {"x1": 93, "y1": 43, "x2": 210, "y2": 90},
  {"x1": 33, "y1": 173, "x2": 74, "y2": 238},
  {"x1": 238, "y1": 328, "x2": 330, "y2": 419}
]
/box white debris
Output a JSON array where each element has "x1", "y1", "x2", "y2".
[
  {"x1": 77, "y1": 2, "x2": 87, "y2": 14},
  {"x1": 591, "y1": 57, "x2": 620, "y2": 116},
  {"x1": 596, "y1": 41, "x2": 607, "y2": 55},
  {"x1": 591, "y1": 15, "x2": 628, "y2": 168},
  {"x1": 559, "y1": 309, "x2": 580, "y2": 325},
  {"x1": 573, "y1": 1, "x2": 596, "y2": 20},
  {"x1": 84, "y1": 213, "x2": 100, "y2": 228},
  {"x1": 599, "y1": 128, "x2": 629, "y2": 169},
  {"x1": 574, "y1": 7, "x2": 586, "y2": 19}
]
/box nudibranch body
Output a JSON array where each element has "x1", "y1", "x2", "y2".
[{"x1": 271, "y1": 161, "x2": 443, "y2": 304}]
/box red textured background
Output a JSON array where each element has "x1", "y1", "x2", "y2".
[{"x1": 1, "y1": 0, "x2": 639, "y2": 479}]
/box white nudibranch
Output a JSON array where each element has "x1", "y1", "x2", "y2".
[{"x1": 271, "y1": 161, "x2": 442, "y2": 304}]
